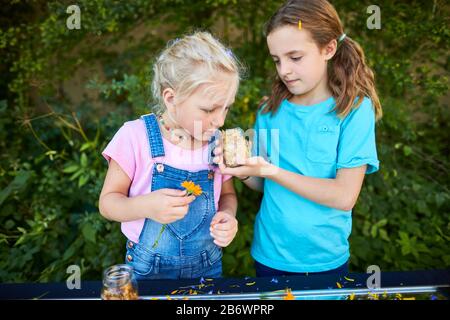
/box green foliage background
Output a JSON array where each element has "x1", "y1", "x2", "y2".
[{"x1": 0, "y1": 0, "x2": 449, "y2": 282}]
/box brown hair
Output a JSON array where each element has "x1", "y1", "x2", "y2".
[{"x1": 262, "y1": 0, "x2": 382, "y2": 120}]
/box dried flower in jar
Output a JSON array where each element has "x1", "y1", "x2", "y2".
[
  {"x1": 101, "y1": 264, "x2": 139, "y2": 300},
  {"x1": 222, "y1": 128, "x2": 251, "y2": 167}
]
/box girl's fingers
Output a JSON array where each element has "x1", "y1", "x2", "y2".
[
  {"x1": 210, "y1": 227, "x2": 228, "y2": 238},
  {"x1": 170, "y1": 205, "x2": 190, "y2": 216},
  {"x1": 213, "y1": 241, "x2": 226, "y2": 247},
  {"x1": 245, "y1": 156, "x2": 261, "y2": 165},
  {"x1": 211, "y1": 211, "x2": 231, "y2": 225},
  {"x1": 218, "y1": 162, "x2": 227, "y2": 172},
  {"x1": 213, "y1": 147, "x2": 222, "y2": 156},
  {"x1": 213, "y1": 239, "x2": 230, "y2": 247},
  {"x1": 220, "y1": 166, "x2": 249, "y2": 176},
  {"x1": 161, "y1": 188, "x2": 187, "y2": 196},
  {"x1": 211, "y1": 222, "x2": 234, "y2": 231},
  {"x1": 171, "y1": 195, "x2": 196, "y2": 206},
  {"x1": 210, "y1": 229, "x2": 230, "y2": 238},
  {"x1": 211, "y1": 233, "x2": 229, "y2": 244}
]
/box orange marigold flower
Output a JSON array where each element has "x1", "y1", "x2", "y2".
[
  {"x1": 181, "y1": 181, "x2": 203, "y2": 196},
  {"x1": 283, "y1": 288, "x2": 295, "y2": 300}
]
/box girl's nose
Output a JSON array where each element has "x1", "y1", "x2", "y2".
[
  {"x1": 211, "y1": 113, "x2": 225, "y2": 128},
  {"x1": 278, "y1": 61, "x2": 291, "y2": 77}
]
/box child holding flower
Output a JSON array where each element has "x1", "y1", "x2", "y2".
[{"x1": 99, "y1": 31, "x2": 242, "y2": 280}]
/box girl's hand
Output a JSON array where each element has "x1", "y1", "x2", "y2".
[
  {"x1": 219, "y1": 156, "x2": 277, "y2": 178},
  {"x1": 142, "y1": 188, "x2": 196, "y2": 224},
  {"x1": 213, "y1": 139, "x2": 245, "y2": 178},
  {"x1": 209, "y1": 211, "x2": 238, "y2": 247},
  {"x1": 213, "y1": 140, "x2": 273, "y2": 179}
]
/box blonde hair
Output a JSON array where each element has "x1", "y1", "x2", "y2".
[{"x1": 151, "y1": 31, "x2": 244, "y2": 113}]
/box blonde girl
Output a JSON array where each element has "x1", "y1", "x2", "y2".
[{"x1": 99, "y1": 31, "x2": 243, "y2": 280}]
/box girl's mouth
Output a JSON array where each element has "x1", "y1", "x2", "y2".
[{"x1": 285, "y1": 79, "x2": 299, "y2": 85}]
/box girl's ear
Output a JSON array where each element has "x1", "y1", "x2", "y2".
[
  {"x1": 162, "y1": 87, "x2": 176, "y2": 113},
  {"x1": 322, "y1": 39, "x2": 338, "y2": 61}
]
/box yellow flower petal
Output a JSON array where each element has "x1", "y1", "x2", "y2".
[
  {"x1": 283, "y1": 289, "x2": 295, "y2": 300},
  {"x1": 181, "y1": 180, "x2": 203, "y2": 196},
  {"x1": 344, "y1": 276, "x2": 355, "y2": 282}
]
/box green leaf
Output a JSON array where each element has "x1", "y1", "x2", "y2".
[
  {"x1": 403, "y1": 145, "x2": 412, "y2": 156},
  {"x1": 69, "y1": 170, "x2": 83, "y2": 181},
  {"x1": 80, "y1": 153, "x2": 88, "y2": 167},
  {"x1": 17, "y1": 227, "x2": 27, "y2": 234},
  {"x1": 370, "y1": 225, "x2": 378, "y2": 238},
  {"x1": 417, "y1": 243, "x2": 430, "y2": 253},
  {"x1": 80, "y1": 142, "x2": 92, "y2": 152},
  {"x1": 62, "y1": 243, "x2": 77, "y2": 261},
  {"x1": 63, "y1": 165, "x2": 79, "y2": 173},
  {"x1": 82, "y1": 224, "x2": 96, "y2": 243},
  {"x1": 376, "y1": 219, "x2": 388, "y2": 227},
  {"x1": 434, "y1": 193, "x2": 446, "y2": 207},
  {"x1": 78, "y1": 174, "x2": 89, "y2": 187},
  {"x1": 5, "y1": 220, "x2": 15, "y2": 230},
  {"x1": 379, "y1": 229, "x2": 390, "y2": 241},
  {"x1": 0, "y1": 170, "x2": 32, "y2": 206},
  {"x1": 417, "y1": 200, "x2": 429, "y2": 215}
]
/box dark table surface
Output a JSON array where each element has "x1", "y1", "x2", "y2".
[{"x1": 1, "y1": 269, "x2": 449, "y2": 300}]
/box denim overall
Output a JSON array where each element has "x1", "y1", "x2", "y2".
[{"x1": 125, "y1": 114, "x2": 222, "y2": 280}]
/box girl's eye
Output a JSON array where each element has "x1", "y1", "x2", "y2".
[
  {"x1": 292, "y1": 56, "x2": 303, "y2": 61},
  {"x1": 273, "y1": 60, "x2": 280, "y2": 65}
]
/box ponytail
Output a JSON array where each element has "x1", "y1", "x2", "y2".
[{"x1": 328, "y1": 36, "x2": 382, "y2": 120}]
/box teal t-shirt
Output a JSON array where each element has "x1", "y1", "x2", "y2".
[{"x1": 250, "y1": 96, "x2": 379, "y2": 272}]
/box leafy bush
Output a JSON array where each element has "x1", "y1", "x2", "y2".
[{"x1": 0, "y1": 0, "x2": 448, "y2": 282}]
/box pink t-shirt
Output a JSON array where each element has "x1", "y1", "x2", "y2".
[{"x1": 102, "y1": 118, "x2": 232, "y2": 243}]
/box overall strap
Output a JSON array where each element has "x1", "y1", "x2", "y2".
[{"x1": 141, "y1": 114, "x2": 165, "y2": 158}]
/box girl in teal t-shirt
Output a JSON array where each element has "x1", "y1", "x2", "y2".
[{"x1": 216, "y1": 0, "x2": 383, "y2": 276}]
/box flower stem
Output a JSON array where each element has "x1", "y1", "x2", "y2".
[{"x1": 152, "y1": 224, "x2": 166, "y2": 249}]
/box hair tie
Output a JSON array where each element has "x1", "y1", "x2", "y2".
[{"x1": 338, "y1": 33, "x2": 347, "y2": 43}]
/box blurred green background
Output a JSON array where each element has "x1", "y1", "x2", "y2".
[{"x1": 0, "y1": 0, "x2": 448, "y2": 283}]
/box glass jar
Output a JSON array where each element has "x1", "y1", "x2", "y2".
[
  {"x1": 101, "y1": 264, "x2": 139, "y2": 300},
  {"x1": 222, "y1": 128, "x2": 250, "y2": 167}
]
